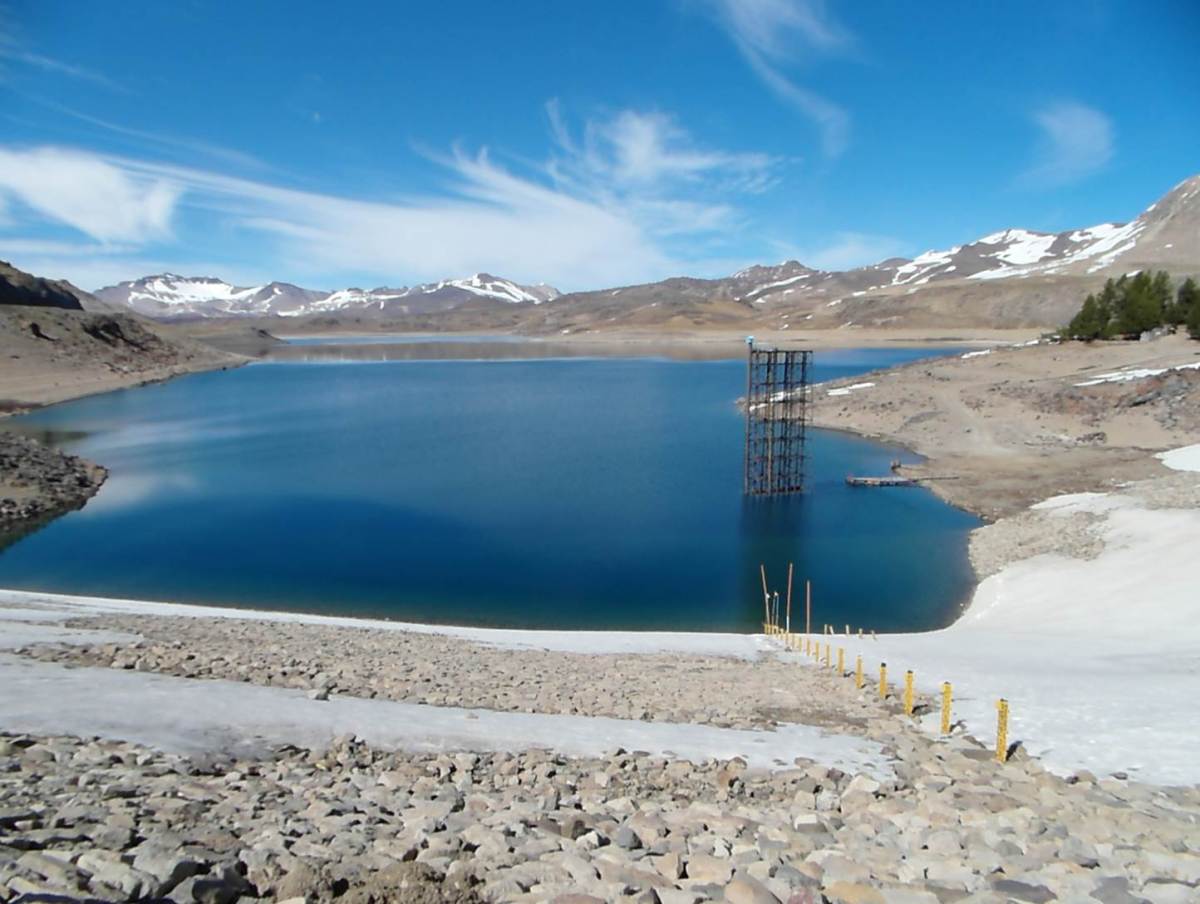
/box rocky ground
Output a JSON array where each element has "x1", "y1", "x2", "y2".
[
  {"x1": 966, "y1": 469, "x2": 1200, "y2": 580},
  {"x1": 21, "y1": 615, "x2": 886, "y2": 732},
  {"x1": 0, "y1": 433, "x2": 106, "y2": 546},
  {"x1": 810, "y1": 335, "x2": 1200, "y2": 522},
  {"x1": 3, "y1": 610, "x2": 1200, "y2": 904},
  {"x1": 0, "y1": 306, "x2": 241, "y2": 411}
]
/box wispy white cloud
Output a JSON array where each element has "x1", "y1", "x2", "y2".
[
  {"x1": 774, "y1": 231, "x2": 908, "y2": 271},
  {"x1": 0, "y1": 146, "x2": 180, "y2": 243},
  {"x1": 1018, "y1": 101, "x2": 1114, "y2": 188},
  {"x1": 547, "y1": 102, "x2": 781, "y2": 194},
  {"x1": 36, "y1": 100, "x2": 269, "y2": 172},
  {"x1": 0, "y1": 38, "x2": 123, "y2": 92},
  {"x1": 700, "y1": 0, "x2": 852, "y2": 156},
  {"x1": 0, "y1": 107, "x2": 784, "y2": 291}
]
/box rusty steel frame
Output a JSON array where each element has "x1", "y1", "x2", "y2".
[{"x1": 743, "y1": 346, "x2": 812, "y2": 495}]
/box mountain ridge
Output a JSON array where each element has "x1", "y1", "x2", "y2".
[
  {"x1": 86, "y1": 173, "x2": 1200, "y2": 330},
  {"x1": 93, "y1": 272, "x2": 561, "y2": 321}
]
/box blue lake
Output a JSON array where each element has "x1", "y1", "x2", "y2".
[{"x1": 0, "y1": 347, "x2": 980, "y2": 632}]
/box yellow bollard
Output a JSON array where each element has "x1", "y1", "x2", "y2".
[
  {"x1": 879, "y1": 662, "x2": 888, "y2": 699},
  {"x1": 941, "y1": 682, "x2": 952, "y2": 735},
  {"x1": 823, "y1": 643, "x2": 830, "y2": 667},
  {"x1": 857, "y1": 628, "x2": 863, "y2": 639},
  {"x1": 904, "y1": 670, "x2": 914, "y2": 716},
  {"x1": 837, "y1": 647, "x2": 844, "y2": 675},
  {"x1": 855, "y1": 655, "x2": 863, "y2": 689},
  {"x1": 996, "y1": 698, "x2": 1010, "y2": 763}
]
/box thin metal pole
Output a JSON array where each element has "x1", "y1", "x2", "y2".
[
  {"x1": 760, "y1": 564, "x2": 770, "y2": 626},
  {"x1": 785, "y1": 562, "x2": 793, "y2": 633},
  {"x1": 805, "y1": 579, "x2": 811, "y2": 638}
]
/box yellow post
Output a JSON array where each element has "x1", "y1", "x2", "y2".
[
  {"x1": 904, "y1": 670, "x2": 914, "y2": 716},
  {"x1": 823, "y1": 643, "x2": 830, "y2": 667},
  {"x1": 837, "y1": 647, "x2": 844, "y2": 675},
  {"x1": 878, "y1": 662, "x2": 887, "y2": 699},
  {"x1": 941, "y1": 682, "x2": 952, "y2": 735},
  {"x1": 857, "y1": 628, "x2": 862, "y2": 639},
  {"x1": 855, "y1": 655, "x2": 863, "y2": 689},
  {"x1": 996, "y1": 698, "x2": 1010, "y2": 763}
]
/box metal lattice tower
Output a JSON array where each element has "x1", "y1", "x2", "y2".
[{"x1": 743, "y1": 344, "x2": 812, "y2": 495}]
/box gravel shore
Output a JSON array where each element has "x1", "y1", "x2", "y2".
[{"x1": 2, "y1": 604, "x2": 1199, "y2": 904}]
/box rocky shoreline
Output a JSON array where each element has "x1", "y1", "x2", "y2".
[
  {"x1": 2, "y1": 603, "x2": 1199, "y2": 903},
  {"x1": 0, "y1": 433, "x2": 107, "y2": 546}
]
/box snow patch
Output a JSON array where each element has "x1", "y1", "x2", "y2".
[
  {"x1": 1074, "y1": 361, "x2": 1200, "y2": 386},
  {"x1": 832, "y1": 488, "x2": 1200, "y2": 784},
  {"x1": 1157, "y1": 443, "x2": 1200, "y2": 473},
  {"x1": 827, "y1": 382, "x2": 874, "y2": 397}
]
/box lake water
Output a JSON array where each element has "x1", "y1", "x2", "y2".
[{"x1": 0, "y1": 346, "x2": 979, "y2": 632}]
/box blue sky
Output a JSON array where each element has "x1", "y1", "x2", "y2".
[{"x1": 0, "y1": 1, "x2": 1197, "y2": 292}]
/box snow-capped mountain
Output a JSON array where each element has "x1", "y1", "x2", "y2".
[
  {"x1": 94, "y1": 273, "x2": 560, "y2": 320},
  {"x1": 731, "y1": 174, "x2": 1200, "y2": 306},
  {"x1": 536, "y1": 173, "x2": 1200, "y2": 331}
]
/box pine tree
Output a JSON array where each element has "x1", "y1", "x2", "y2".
[
  {"x1": 1095, "y1": 279, "x2": 1119, "y2": 338},
  {"x1": 1113, "y1": 272, "x2": 1164, "y2": 335},
  {"x1": 1067, "y1": 294, "x2": 1105, "y2": 340},
  {"x1": 1150, "y1": 270, "x2": 1174, "y2": 315},
  {"x1": 1188, "y1": 293, "x2": 1200, "y2": 340},
  {"x1": 1169, "y1": 277, "x2": 1200, "y2": 326}
]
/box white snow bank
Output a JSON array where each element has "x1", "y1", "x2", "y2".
[
  {"x1": 1157, "y1": 443, "x2": 1200, "y2": 473},
  {"x1": 960, "y1": 349, "x2": 992, "y2": 359},
  {"x1": 827, "y1": 382, "x2": 874, "y2": 397},
  {"x1": 0, "y1": 652, "x2": 890, "y2": 776},
  {"x1": 0, "y1": 590, "x2": 766, "y2": 659},
  {"x1": 821, "y1": 488, "x2": 1200, "y2": 785},
  {"x1": 1074, "y1": 361, "x2": 1200, "y2": 386}
]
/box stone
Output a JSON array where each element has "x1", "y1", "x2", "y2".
[
  {"x1": 990, "y1": 878, "x2": 1057, "y2": 902},
  {"x1": 615, "y1": 825, "x2": 642, "y2": 850},
  {"x1": 1139, "y1": 882, "x2": 1194, "y2": 904},
  {"x1": 686, "y1": 854, "x2": 734, "y2": 885},
  {"x1": 843, "y1": 775, "x2": 880, "y2": 796},
  {"x1": 657, "y1": 891, "x2": 704, "y2": 904},
  {"x1": 791, "y1": 813, "x2": 825, "y2": 834},
  {"x1": 724, "y1": 875, "x2": 781, "y2": 904},
  {"x1": 1090, "y1": 876, "x2": 1146, "y2": 904},
  {"x1": 16, "y1": 851, "x2": 85, "y2": 890},
  {"x1": 650, "y1": 852, "x2": 683, "y2": 881},
  {"x1": 131, "y1": 846, "x2": 204, "y2": 895},
  {"x1": 821, "y1": 881, "x2": 886, "y2": 904}
]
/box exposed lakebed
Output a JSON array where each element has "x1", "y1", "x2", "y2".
[{"x1": 0, "y1": 344, "x2": 978, "y2": 631}]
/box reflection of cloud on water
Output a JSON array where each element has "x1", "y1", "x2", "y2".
[
  {"x1": 81, "y1": 418, "x2": 255, "y2": 458},
  {"x1": 80, "y1": 472, "x2": 200, "y2": 516}
]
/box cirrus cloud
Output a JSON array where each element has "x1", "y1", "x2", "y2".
[
  {"x1": 698, "y1": 0, "x2": 853, "y2": 157},
  {"x1": 0, "y1": 105, "x2": 788, "y2": 292},
  {"x1": 1018, "y1": 101, "x2": 1114, "y2": 188}
]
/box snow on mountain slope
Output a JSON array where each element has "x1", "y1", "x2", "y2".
[
  {"x1": 95, "y1": 273, "x2": 560, "y2": 320},
  {"x1": 731, "y1": 174, "x2": 1200, "y2": 307}
]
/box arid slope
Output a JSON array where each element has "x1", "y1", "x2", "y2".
[{"x1": 811, "y1": 335, "x2": 1200, "y2": 519}]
